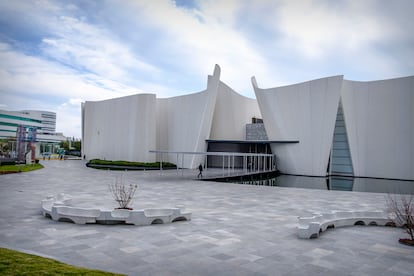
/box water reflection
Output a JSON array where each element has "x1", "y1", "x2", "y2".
[{"x1": 234, "y1": 175, "x2": 414, "y2": 195}]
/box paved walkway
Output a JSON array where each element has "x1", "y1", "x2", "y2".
[{"x1": 0, "y1": 160, "x2": 413, "y2": 275}]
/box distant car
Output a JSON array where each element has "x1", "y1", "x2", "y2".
[{"x1": 42, "y1": 152, "x2": 51, "y2": 157}]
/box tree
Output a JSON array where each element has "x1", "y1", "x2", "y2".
[
  {"x1": 0, "y1": 139, "x2": 9, "y2": 152},
  {"x1": 386, "y1": 193, "x2": 414, "y2": 246},
  {"x1": 109, "y1": 175, "x2": 138, "y2": 209},
  {"x1": 59, "y1": 140, "x2": 70, "y2": 151},
  {"x1": 72, "y1": 140, "x2": 81, "y2": 151}
]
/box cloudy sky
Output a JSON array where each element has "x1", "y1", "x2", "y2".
[{"x1": 0, "y1": 0, "x2": 413, "y2": 138}]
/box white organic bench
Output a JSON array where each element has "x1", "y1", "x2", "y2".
[
  {"x1": 52, "y1": 206, "x2": 101, "y2": 224},
  {"x1": 298, "y1": 210, "x2": 394, "y2": 239},
  {"x1": 41, "y1": 194, "x2": 191, "y2": 226}
]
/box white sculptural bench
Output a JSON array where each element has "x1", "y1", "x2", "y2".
[
  {"x1": 41, "y1": 194, "x2": 191, "y2": 226},
  {"x1": 298, "y1": 210, "x2": 394, "y2": 239},
  {"x1": 52, "y1": 206, "x2": 101, "y2": 224}
]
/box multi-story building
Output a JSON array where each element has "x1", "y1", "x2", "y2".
[
  {"x1": 0, "y1": 109, "x2": 66, "y2": 159},
  {"x1": 21, "y1": 110, "x2": 57, "y2": 135}
]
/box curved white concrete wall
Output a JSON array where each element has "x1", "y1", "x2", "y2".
[
  {"x1": 341, "y1": 77, "x2": 414, "y2": 180},
  {"x1": 253, "y1": 76, "x2": 343, "y2": 176},
  {"x1": 210, "y1": 81, "x2": 261, "y2": 140},
  {"x1": 156, "y1": 65, "x2": 220, "y2": 168},
  {"x1": 82, "y1": 65, "x2": 221, "y2": 168},
  {"x1": 83, "y1": 94, "x2": 157, "y2": 162}
]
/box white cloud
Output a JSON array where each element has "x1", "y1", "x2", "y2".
[
  {"x1": 68, "y1": 98, "x2": 83, "y2": 106},
  {"x1": 40, "y1": 15, "x2": 159, "y2": 83},
  {"x1": 194, "y1": 0, "x2": 241, "y2": 26},
  {"x1": 126, "y1": 0, "x2": 274, "y2": 95},
  {"x1": 0, "y1": 41, "x2": 154, "y2": 100},
  {"x1": 56, "y1": 102, "x2": 82, "y2": 138},
  {"x1": 1, "y1": 0, "x2": 413, "y2": 138},
  {"x1": 0, "y1": 42, "x2": 164, "y2": 138},
  {"x1": 273, "y1": 0, "x2": 405, "y2": 59}
]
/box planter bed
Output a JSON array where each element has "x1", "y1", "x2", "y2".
[{"x1": 86, "y1": 163, "x2": 177, "y2": 170}]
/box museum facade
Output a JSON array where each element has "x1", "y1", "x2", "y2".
[{"x1": 82, "y1": 65, "x2": 414, "y2": 181}]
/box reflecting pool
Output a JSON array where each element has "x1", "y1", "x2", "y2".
[{"x1": 232, "y1": 175, "x2": 414, "y2": 195}]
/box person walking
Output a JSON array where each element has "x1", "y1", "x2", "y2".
[{"x1": 197, "y1": 163, "x2": 203, "y2": 178}]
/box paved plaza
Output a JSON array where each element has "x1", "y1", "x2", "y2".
[{"x1": 0, "y1": 160, "x2": 413, "y2": 275}]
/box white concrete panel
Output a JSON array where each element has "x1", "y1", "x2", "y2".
[
  {"x1": 83, "y1": 65, "x2": 221, "y2": 168},
  {"x1": 83, "y1": 94, "x2": 157, "y2": 162},
  {"x1": 156, "y1": 91, "x2": 208, "y2": 167},
  {"x1": 210, "y1": 81, "x2": 261, "y2": 140},
  {"x1": 341, "y1": 77, "x2": 414, "y2": 180},
  {"x1": 156, "y1": 65, "x2": 220, "y2": 168},
  {"x1": 253, "y1": 76, "x2": 343, "y2": 176},
  {"x1": 81, "y1": 102, "x2": 85, "y2": 157}
]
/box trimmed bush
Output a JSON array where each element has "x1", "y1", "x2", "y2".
[
  {"x1": 0, "y1": 161, "x2": 16, "y2": 166},
  {"x1": 88, "y1": 159, "x2": 176, "y2": 168}
]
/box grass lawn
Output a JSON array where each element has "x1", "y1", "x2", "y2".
[
  {"x1": 0, "y1": 248, "x2": 124, "y2": 275},
  {"x1": 0, "y1": 163, "x2": 44, "y2": 173}
]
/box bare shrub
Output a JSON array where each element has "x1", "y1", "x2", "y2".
[
  {"x1": 386, "y1": 193, "x2": 414, "y2": 241},
  {"x1": 109, "y1": 175, "x2": 138, "y2": 209}
]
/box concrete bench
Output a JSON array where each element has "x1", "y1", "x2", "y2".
[
  {"x1": 52, "y1": 206, "x2": 101, "y2": 224},
  {"x1": 143, "y1": 208, "x2": 176, "y2": 224},
  {"x1": 41, "y1": 194, "x2": 191, "y2": 226},
  {"x1": 125, "y1": 208, "x2": 191, "y2": 225},
  {"x1": 86, "y1": 208, "x2": 191, "y2": 226},
  {"x1": 142, "y1": 208, "x2": 191, "y2": 225},
  {"x1": 41, "y1": 193, "x2": 72, "y2": 217},
  {"x1": 55, "y1": 193, "x2": 72, "y2": 206},
  {"x1": 298, "y1": 210, "x2": 393, "y2": 239},
  {"x1": 41, "y1": 198, "x2": 55, "y2": 217}
]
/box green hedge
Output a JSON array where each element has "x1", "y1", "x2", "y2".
[
  {"x1": 0, "y1": 161, "x2": 16, "y2": 166},
  {"x1": 88, "y1": 159, "x2": 177, "y2": 168}
]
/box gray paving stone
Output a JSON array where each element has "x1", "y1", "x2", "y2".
[{"x1": 0, "y1": 160, "x2": 413, "y2": 275}]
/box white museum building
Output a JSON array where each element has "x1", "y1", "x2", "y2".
[{"x1": 82, "y1": 65, "x2": 414, "y2": 181}]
